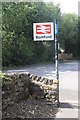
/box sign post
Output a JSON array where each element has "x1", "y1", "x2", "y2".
[{"x1": 55, "y1": 19, "x2": 59, "y2": 80}]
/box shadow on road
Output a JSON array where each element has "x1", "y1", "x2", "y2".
[{"x1": 59, "y1": 102, "x2": 78, "y2": 109}]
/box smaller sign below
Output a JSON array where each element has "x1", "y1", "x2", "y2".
[
  {"x1": 33, "y1": 22, "x2": 54, "y2": 41},
  {"x1": 55, "y1": 22, "x2": 58, "y2": 35}
]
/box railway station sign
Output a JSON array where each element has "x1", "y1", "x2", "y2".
[{"x1": 33, "y1": 22, "x2": 54, "y2": 41}]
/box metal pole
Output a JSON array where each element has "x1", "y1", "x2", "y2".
[{"x1": 55, "y1": 19, "x2": 59, "y2": 80}]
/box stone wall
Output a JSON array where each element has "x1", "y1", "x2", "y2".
[
  {"x1": 59, "y1": 53, "x2": 73, "y2": 60},
  {"x1": 2, "y1": 72, "x2": 59, "y2": 111}
]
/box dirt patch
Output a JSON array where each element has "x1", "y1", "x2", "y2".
[{"x1": 2, "y1": 98, "x2": 58, "y2": 118}]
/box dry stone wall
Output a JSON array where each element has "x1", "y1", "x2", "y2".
[
  {"x1": 58, "y1": 53, "x2": 73, "y2": 60},
  {"x1": 2, "y1": 72, "x2": 59, "y2": 111}
]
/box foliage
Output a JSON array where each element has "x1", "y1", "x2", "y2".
[
  {"x1": 2, "y1": 2, "x2": 78, "y2": 67},
  {"x1": 59, "y1": 13, "x2": 78, "y2": 57},
  {"x1": 0, "y1": 71, "x2": 12, "y2": 84},
  {"x1": 78, "y1": 17, "x2": 80, "y2": 58}
]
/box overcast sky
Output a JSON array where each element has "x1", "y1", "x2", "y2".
[{"x1": 44, "y1": 0, "x2": 79, "y2": 15}]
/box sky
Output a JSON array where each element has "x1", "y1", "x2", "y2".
[{"x1": 44, "y1": 0, "x2": 79, "y2": 15}]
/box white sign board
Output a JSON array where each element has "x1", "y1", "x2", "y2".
[{"x1": 33, "y1": 22, "x2": 54, "y2": 41}]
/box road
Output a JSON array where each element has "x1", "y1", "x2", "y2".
[{"x1": 3, "y1": 60, "x2": 78, "y2": 118}]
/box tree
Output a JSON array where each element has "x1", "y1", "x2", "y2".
[
  {"x1": 59, "y1": 13, "x2": 78, "y2": 57},
  {"x1": 2, "y1": 2, "x2": 62, "y2": 67},
  {"x1": 2, "y1": 2, "x2": 78, "y2": 67},
  {"x1": 78, "y1": 16, "x2": 80, "y2": 59}
]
